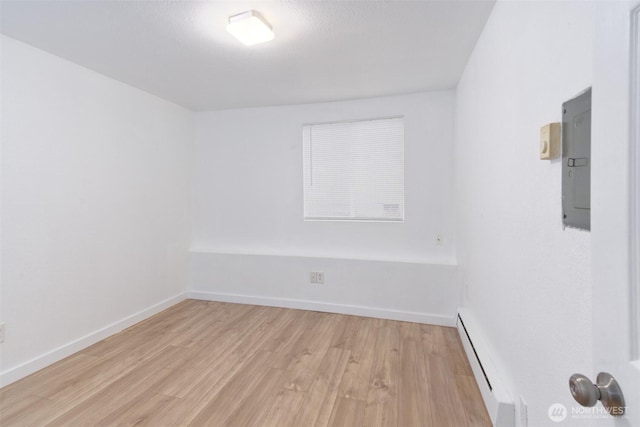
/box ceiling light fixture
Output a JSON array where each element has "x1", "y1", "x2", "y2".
[{"x1": 227, "y1": 10, "x2": 274, "y2": 46}]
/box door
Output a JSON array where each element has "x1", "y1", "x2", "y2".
[{"x1": 591, "y1": 1, "x2": 640, "y2": 426}]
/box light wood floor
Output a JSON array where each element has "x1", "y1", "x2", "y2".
[{"x1": 0, "y1": 300, "x2": 490, "y2": 426}]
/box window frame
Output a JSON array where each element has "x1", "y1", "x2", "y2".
[{"x1": 301, "y1": 115, "x2": 406, "y2": 223}]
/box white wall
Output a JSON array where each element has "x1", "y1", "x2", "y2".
[
  {"x1": 454, "y1": 2, "x2": 594, "y2": 426},
  {"x1": 0, "y1": 36, "x2": 192, "y2": 385},
  {"x1": 189, "y1": 253, "x2": 458, "y2": 325},
  {"x1": 193, "y1": 92, "x2": 455, "y2": 263},
  {"x1": 191, "y1": 92, "x2": 459, "y2": 323}
]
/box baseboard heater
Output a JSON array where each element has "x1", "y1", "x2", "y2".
[{"x1": 456, "y1": 308, "x2": 515, "y2": 427}]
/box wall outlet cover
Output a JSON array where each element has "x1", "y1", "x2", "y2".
[{"x1": 310, "y1": 272, "x2": 324, "y2": 284}]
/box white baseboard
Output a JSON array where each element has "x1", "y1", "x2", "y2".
[
  {"x1": 0, "y1": 292, "x2": 187, "y2": 388},
  {"x1": 456, "y1": 307, "x2": 515, "y2": 427},
  {"x1": 188, "y1": 291, "x2": 455, "y2": 326}
]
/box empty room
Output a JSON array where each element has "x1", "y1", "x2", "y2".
[{"x1": 1, "y1": 0, "x2": 639, "y2": 426}]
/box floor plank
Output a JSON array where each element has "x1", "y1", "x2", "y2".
[
  {"x1": 397, "y1": 338, "x2": 432, "y2": 427},
  {"x1": 291, "y1": 346, "x2": 351, "y2": 427},
  {"x1": 328, "y1": 396, "x2": 365, "y2": 426},
  {"x1": 337, "y1": 319, "x2": 377, "y2": 401},
  {"x1": 256, "y1": 387, "x2": 307, "y2": 427},
  {"x1": 363, "y1": 325, "x2": 401, "y2": 427},
  {"x1": 0, "y1": 300, "x2": 491, "y2": 427}
]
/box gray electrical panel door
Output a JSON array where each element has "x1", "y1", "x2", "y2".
[{"x1": 562, "y1": 88, "x2": 591, "y2": 230}]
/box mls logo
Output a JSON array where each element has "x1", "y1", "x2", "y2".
[{"x1": 548, "y1": 403, "x2": 568, "y2": 422}]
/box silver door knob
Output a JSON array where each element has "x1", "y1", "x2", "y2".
[{"x1": 569, "y1": 372, "x2": 625, "y2": 416}]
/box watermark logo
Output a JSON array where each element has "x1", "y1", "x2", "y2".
[
  {"x1": 548, "y1": 403, "x2": 568, "y2": 422},
  {"x1": 547, "y1": 403, "x2": 627, "y2": 422}
]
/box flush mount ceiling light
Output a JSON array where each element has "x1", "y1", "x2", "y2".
[{"x1": 227, "y1": 10, "x2": 274, "y2": 46}]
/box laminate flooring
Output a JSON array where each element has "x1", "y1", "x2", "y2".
[{"x1": 0, "y1": 300, "x2": 491, "y2": 426}]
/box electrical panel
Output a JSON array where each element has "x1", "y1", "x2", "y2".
[{"x1": 562, "y1": 88, "x2": 591, "y2": 230}]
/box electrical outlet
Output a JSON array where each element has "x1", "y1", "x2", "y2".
[
  {"x1": 310, "y1": 272, "x2": 324, "y2": 284},
  {"x1": 436, "y1": 234, "x2": 443, "y2": 246},
  {"x1": 518, "y1": 395, "x2": 528, "y2": 427},
  {"x1": 0, "y1": 322, "x2": 5, "y2": 343}
]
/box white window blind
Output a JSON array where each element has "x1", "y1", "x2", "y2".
[{"x1": 303, "y1": 117, "x2": 404, "y2": 221}]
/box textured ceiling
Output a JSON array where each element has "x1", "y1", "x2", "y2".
[{"x1": 0, "y1": 0, "x2": 495, "y2": 111}]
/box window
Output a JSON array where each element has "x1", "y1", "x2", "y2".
[{"x1": 303, "y1": 117, "x2": 405, "y2": 221}]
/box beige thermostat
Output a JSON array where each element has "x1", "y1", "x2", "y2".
[{"x1": 540, "y1": 123, "x2": 560, "y2": 159}]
